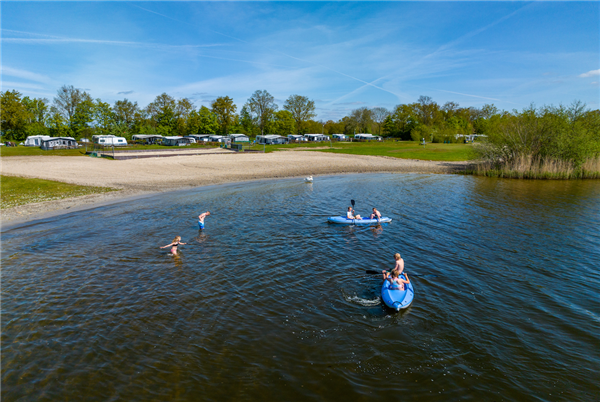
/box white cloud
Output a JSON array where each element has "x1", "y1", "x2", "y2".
[
  {"x1": 1, "y1": 66, "x2": 56, "y2": 85},
  {"x1": 579, "y1": 69, "x2": 600, "y2": 78}
]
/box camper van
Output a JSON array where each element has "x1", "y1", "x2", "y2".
[
  {"x1": 256, "y1": 135, "x2": 289, "y2": 145},
  {"x1": 303, "y1": 134, "x2": 329, "y2": 142},
  {"x1": 354, "y1": 134, "x2": 381, "y2": 141},
  {"x1": 228, "y1": 134, "x2": 250, "y2": 142},
  {"x1": 92, "y1": 135, "x2": 128, "y2": 146},
  {"x1": 131, "y1": 134, "x2": 164, "y2": 145}
]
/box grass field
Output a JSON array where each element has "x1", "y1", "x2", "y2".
[
  {"x1": 1, "y1": 175, "x2": 117, "y2": 209},
  {"x1": 0, "y1": 143, "x2": 220, "y2": 157},
  {"x1": 1, "y1": 141, "x2": 474, "y2": 161},
  {"x1": 262, "y1": 140, "x2": 475, "y2": 161}
]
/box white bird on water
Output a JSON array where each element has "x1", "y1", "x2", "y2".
[{"x1": 305, "y1": 175, "x2": 313, "y2": 182}]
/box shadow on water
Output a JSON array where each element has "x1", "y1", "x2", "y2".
[{"x1": 2, "y1": 174, "x2": 599, "y2": 401}]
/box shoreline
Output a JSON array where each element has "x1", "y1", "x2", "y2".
[{"x1": 1, "y1": 151, "x2": 468, "y2": 226}]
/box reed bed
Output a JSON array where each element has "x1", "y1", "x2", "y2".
[{"x1": 466, "y1": 156, "x2": 600, "y2": 180}]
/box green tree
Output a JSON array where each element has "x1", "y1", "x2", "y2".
[
  {"x1": 53, "y1": 85, "x2": 92, "y2": 126},
  {"x1": 239, "y1": 105, "x2": 259, "y2": 136},
  {"x1": 372, "y1": 107, "x2": 390, "y2": 135},
  {"x1": 211, "y1": 96, "x2": 237, "y2": 135},
  {"x1": 71, "y1": 99, "x2": 95, "y2": 139},
  {"x1": 94, "y1": 99, "x2": 115, "y2": 135},
  {"x1": 113, "y1": 99, "x2": 139, "y2": 132},
  {"x1": 283, "y1": 95, "x2": 316, "y2": 134},
  {"x1": 147, "y1": 93, "x2": 177, "y2": 135},
  {"x1": 175, "y1": 98, "x2": 195, "y2": 135},
  {"x1": 245, "y1": 90, "x2": 277, "y2": 135},
  {"x1": 188, "y1": 106, "x2": 220, "y2": 134},
  {"x1": 48, "y1": 108, "x2": 72, "y2": 137},
  {"x1": 266, "y1": 110, "x2": 296, "y2": 135},
  {"x1": 1, "y1": 90, "x2": 31, "y2": 141}
]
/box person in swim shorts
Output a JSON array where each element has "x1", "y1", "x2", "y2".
[
  {"x1": 161, "y1": 236, "x2": 186, "y2": 255},
  {"x1": 382, "y1": 253, "x2": 405, "y2": 277},
  {"x1": 347, "y1": 206, "x2": 362, "y2": 220},
  {"x1": 198, "y1": 211, "x2": 211, "y2": 229},
  {"x1": 370, "y1": 207, "x2": 382, "y2": 221}
]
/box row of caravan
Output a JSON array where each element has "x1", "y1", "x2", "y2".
[
  {"x1": 255, "y1": 133, "x2": 382, "y2": 145},
  {"x1": 131, "y1": 134, "x2": 250, "y2": 146}
]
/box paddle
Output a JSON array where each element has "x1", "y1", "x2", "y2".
[{"x1": 365, "y1": 269, "x2": 437, "y2": 278}]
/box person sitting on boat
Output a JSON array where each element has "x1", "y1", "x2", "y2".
[
  {"x1": 382, "y1": 253, "x2": 405, "y2": 277},
  {"x1": 198, "y1": 211, "x2": 211, "y2": 229},
  {"x1": 347, "y1": 206, "x2": 362, "y2": 220},
  {"x1": 387, "y1": 270, "x2": 410, "y2": 291},
  {"x1": 161, "y1": 236, "x2": 186, "y2": 255},
  {"x1": 370, "y1": 207, "x2": 382, "y2": 221}
]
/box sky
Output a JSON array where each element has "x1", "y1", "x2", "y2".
[{"x1": 2, "y1": 1, "x2": 599, "y2": 120}]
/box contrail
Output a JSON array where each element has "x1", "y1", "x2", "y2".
[
  {"x1": 325, "y1": 2, "x2": 537, "y2": 107},
  {"x1": 133, "y1": 4, "x2": 403, "y2": 99}
]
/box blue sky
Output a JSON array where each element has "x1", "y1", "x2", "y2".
[{"x1": 2, "y1": 1, "x2": 599, "y2": 120}]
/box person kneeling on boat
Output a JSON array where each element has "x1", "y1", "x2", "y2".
[
  {"x1": 382, "y1": 253, "x2": 405, "y2": 277},
  {"x1": 370, "y1": 207, "x2": 382, "y2": 222},
  {"x1": 386, "y1": 270, "x2": 410, "y2": 291},
  {"x1": 347, "y1": 206, "x2": 362, "y2": 220}
]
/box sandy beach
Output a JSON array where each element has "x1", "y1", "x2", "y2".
[{"x1": 1, "y1": 150, "x2": 467, "y2": 223}]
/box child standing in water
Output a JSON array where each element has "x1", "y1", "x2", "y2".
[
  {"x1": 198, "y1": 211, "x2": 211, "y2": 229},
  {"x1": 382, "y1": 253, "x2": 405, "y2": 278},
  {"x1": 161, "y1": 236, "x2": 186, "y2": 255}
]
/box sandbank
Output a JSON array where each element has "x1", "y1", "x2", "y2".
[{"x1": 1, "y1": 150, "x2": 467, "y2": 224}]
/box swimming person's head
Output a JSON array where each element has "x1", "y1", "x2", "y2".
[
  {"x1": 206, "y1": 211, "x2": 211, "y2": 216},
  {"x1": 394, "y1": 253, "x2": 401, "y2": 260},
  {"x1": 173, "y1": 236, "x2": 181, "y2": 243}
]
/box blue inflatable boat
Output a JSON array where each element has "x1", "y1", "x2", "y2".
[
  {"x1": 327, "y1": 216, "x2": 392, "y2": 225},
  {"x1": 381, "y1": 273, "x2": 414, "y2": 311}
]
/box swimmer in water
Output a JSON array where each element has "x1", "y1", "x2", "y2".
[
  {"x1": 198, "y1": 211, "x2": 211, "y2": 230},
  {"x1": 161, "y1": 236, "x2": 186, "y2": 255}
]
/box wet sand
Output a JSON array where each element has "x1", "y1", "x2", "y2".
[{"x1": 1, "y1": 151, "x2": 467, "y2": 224}]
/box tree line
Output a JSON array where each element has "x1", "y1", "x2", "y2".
[{"x1": 1, "y1": 86, "x2": 599, "y2": 163}]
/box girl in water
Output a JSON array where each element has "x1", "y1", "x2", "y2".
[{"x1": 161, "y1": 236, "x2": 186, "y2": 255}]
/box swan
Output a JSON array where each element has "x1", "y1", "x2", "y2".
[{"x1": 305, "y1": 175, "x2": 313, "y2": 182}]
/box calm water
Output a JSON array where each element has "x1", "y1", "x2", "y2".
[{"x1": 2, "y1": 174, "x2": 599, "y2": 401}]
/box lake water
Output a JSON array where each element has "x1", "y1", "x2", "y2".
[{"x1": 2, "y1": 173, "x2": 599, "y2": 401}]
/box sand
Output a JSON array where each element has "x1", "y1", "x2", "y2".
[{"x1": 1, "y1": 150, "x2": 467, "y2": 224}]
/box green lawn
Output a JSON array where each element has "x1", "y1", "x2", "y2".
[
  {"x1": 263, "y1": 140, "x2": 476, "y2": 161},
  {"x1": 0, "y1": 143, "x2": 220, "y2": 157},
  {"x1": 1, "y1": 175, "x2": 118, "y2": 209}
]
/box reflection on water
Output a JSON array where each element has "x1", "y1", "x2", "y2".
[{"x1": 2, "y1": 174, "x2": 599, "y2": 401}]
